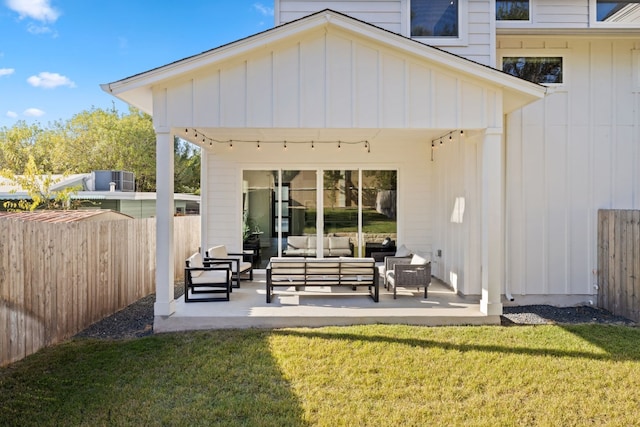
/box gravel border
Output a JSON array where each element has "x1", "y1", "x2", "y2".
[
  {"x1": 501, "y1": 305, "x2": 636, "y2": 326},
  {"x1": 74, "y1": 287, "x2": 636, "y2": 339}
]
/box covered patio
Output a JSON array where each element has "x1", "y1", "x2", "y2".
[
  {"x1": 155, "y1": 273, "x2": 496, "y2": 333},
  {"x1": 102, "y1": 10, "x2": 545, "y2": 329}
]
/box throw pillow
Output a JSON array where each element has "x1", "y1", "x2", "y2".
[
  {"x1": 395, "y1": 244, "x2": 411, "y2": 257},
  {"x1": 411, "y1": 253, "x2": 428, "y2": 265}
]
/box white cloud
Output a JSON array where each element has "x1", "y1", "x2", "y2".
[
  {"x1": 27, "y1": 71, "x2": 75, "y2": 89},
  {"x1": 253, "y1": 3, "x2": 274, "y2": 16},
  {"x1": 23, "y1": 108, "x2": 45, "y2": 117},
  {"x1": 6, "y1": 0, "x2": 60, "y2": 23},
  {"x1": 27, "y1": 22, "x2": 55, "y2": 35},
  {"x1": 6, "y1": 111, "x2": 18, "y2": 118},
  {"x1": 0, "y1": 68, "x2": 15, "y2": 77}
]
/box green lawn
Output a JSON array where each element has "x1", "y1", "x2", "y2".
[
  {"x1": 306, "y1": 208, "x2": 396, "y2": 233},
  {"x1": 2, "y1": 324, "x2": 640, "y2": 426}
]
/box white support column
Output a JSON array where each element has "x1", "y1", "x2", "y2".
[
  {"x1": 316, "y1": 170, "x2": 324, "y2": 258},
  {"x1": 200, "y1": 148, "x2": 209, "y2": 255},
  {"x1": 480, "y1": 128, "x2": 504, "y2": 315},
  {"x1": 154, "y1": 130, "x2": 176, "y2": 317}
]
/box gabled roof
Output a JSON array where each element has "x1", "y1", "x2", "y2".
[{"x1": 102, "y1": 9, "x2": 545, "y2": 115}]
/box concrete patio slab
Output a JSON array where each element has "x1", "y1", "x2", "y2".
[{"x1": 154, "y1": 272, "x2": 500, "y2": 332}]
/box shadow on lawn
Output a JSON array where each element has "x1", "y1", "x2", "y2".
[
  {"x1": 0, "y1": 330, "x2": 309, "y2": 427},
  {"x1": 274, "y1": 324, "x2": 640, "y2": 362}
]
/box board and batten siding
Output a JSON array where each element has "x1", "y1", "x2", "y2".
[
  {"x1": 500, "y1": 37, "x2": 640, "y2": 303},
  {"x1": 427, "y1": 130, "x2": 484, "y2": 296},
  {"x1": 155, "y1": 26, "x2": 502, "y2": 131}
]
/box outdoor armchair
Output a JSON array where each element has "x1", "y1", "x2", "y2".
[
  {"x1": 184, "y1": 252, "x2": 232, "y2": 302},
  {"x1": 385, "y1": 254, "x2": 431, "y2": 299},
  {"x1": 205, "y1": 245, "x2": 253, "y2": 288}
]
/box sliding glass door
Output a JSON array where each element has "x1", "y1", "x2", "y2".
[
  {"x1": 362, "y1": 170, "x2": 397, "y2": 254},
  {"x1": 243, "y1": 168, "x2": 396, "y2": 265},
  {"x1": 323, "y1": 170, "x2": 359, "y2": 254}
]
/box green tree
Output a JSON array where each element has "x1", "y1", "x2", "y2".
[
  {"x1": 1, "y1": 105, "x2": 201, "y2": 194},
  {"x1": 1, "y1": 155, "x2": 79, "y2": 211},
  {"x1": 0, "y1": 121, "x2": 43, "y2": 172},
  {"x1": 57, "y1": 106, "x2": 157, "y2": 191},
  {"x1": 174, "y1": 137, "x2": 201, "y2": 194}
]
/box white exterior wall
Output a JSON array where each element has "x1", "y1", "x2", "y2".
[
  {"x1": 498, "y1": 0, "x2": 640, "y2": 30},
  {"x1": 277, "y1": 0, "x2": 494, "y2": 66},
  {"x1": 444, "y1": 0, "x2": 494, "y2": 66},
  {"x1": 202, "y1": 138, "x2": 433, "y2": 257},
  {"x1": 500, "y1": 36, "x2": 640, "y2": 304},
  {"x1": 431, "y1": 132, "x2": 482, "y2": 296},
  {"x1": 156, "y1": 26, "x2": 501, "y2": 131},
  {"x1": 277, "y1": 0, "x2": 403, "y2": 33},
  {"x1": 533, "y1": 0, "x2": 589, "y2": 27}
]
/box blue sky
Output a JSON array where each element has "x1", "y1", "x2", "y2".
[{"x1": 0, "y1": 0, "x2": 274, "y2": 128}]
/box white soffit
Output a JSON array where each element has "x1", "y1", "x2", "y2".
[{"x1": 101, "y1": 9, "x2": 545, "y2": 116}]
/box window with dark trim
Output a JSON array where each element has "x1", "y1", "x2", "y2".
[
  {"x1": 502, "y1": 57, "x2": 563, "y2": 84},
  {"x1": 411, "y1": 0, "x2": 459, "y2": 37},
  {"x1": 496, "y1": 1, "x2": 530, "y2": 21}
]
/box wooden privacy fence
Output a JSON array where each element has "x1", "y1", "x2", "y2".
[
  {"x1": 598, "y1": 210, "x2": 640, "y2": 322},
  {"x1": 0, "y1": 216, "x2": 200, "y2": 367}
]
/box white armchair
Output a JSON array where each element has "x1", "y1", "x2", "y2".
[{"x1": 205, "y1": 245, "x2": 253, "y2": 289}]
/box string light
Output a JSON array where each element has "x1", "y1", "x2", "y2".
[
  {"x1": 430, "y1": 130, "x2": 465, "y2": 162},
  {"x1": 183, "y1": 128, "x2": 370, "y2": 152}
]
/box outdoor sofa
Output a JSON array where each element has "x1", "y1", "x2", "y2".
[
  {"x1": 266, "y1": 257, "x2": 379, "y2": 303},
  {"x1": 283, "y1": 235, "x2": 354, "y2": 257}
]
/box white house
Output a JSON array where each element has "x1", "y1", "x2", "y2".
[{"x1": 102, "y1": 0, "x2": 640, "y2": 320}]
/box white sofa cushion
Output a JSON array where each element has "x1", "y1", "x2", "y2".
[
  {"x1": 187, "y1": 252, "x2": 204, "y2": 277},
  {"x1": 330, "y1": 236, "x2": 351, "y2": 249},
  {"x1": 287, "y1": 236, "x2": 308, "y2": 250},
  {"x1": 207, "y1": 245, "x2": 228, "y2": 258},
  {"x1": 411, "y1": 253, "x2": 429, "y2": 265},
  {"x1": 191, "y1": 269, "x2": 229, "y2": 284}
]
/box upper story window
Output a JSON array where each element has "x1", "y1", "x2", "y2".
[
  {"x1": 496, "y1": 1, "x2": 530, "y2": 21},
  {"x1": 595, "y1": 1, "x2": 640, "y2": 23},
  {"x1": 411, "y1": 0, "x2": 458, "y2": 37},
  {"x1": 502, "y1": 56, "x2": 563, "y2": 84}
]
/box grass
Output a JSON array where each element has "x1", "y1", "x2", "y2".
[
  {"x1": 305, "y1": 208, "x2": 396, "y2": 233},
  {"x1": 2, "y1": 324, "x2": 640, "y2": 426}
]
